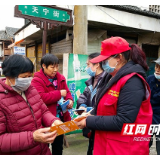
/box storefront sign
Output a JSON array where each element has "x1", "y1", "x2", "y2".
[{"x1": 14, "y1": 47, "x2": 25, "y2": 56}]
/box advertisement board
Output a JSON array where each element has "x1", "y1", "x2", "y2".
[{"x1": 67, "y1": 54, "x2": 89, "y2": 118}]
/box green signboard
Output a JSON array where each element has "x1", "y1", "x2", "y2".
[
  {"x1": 66, "y1": 53, "x2": 89, "y2": 134},
  {"x1": 67, "y1": 53, "x2": 89, "y2": 119},
  {"x1": 18, "y1": 5, "x2": 71, "y2": 22}
]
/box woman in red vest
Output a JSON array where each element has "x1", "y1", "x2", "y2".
[{"x1": 76, "y1": 37, "x2": 153, "y2": 155}]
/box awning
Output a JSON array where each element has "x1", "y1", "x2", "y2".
[{"x1": 8, "y1": 39, "x2": 24, "y2": 48}]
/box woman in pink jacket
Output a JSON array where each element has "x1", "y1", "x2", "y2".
[
  {"x1": 0, "y1": 54, "x2": 62, "y2": 155},
  {"x1": 31, "y1": 54, "x2": 73, "y2": 155}
]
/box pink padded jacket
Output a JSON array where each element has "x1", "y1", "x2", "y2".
[{"x1": 0, "y1": 78, "x2": 59, "y2": 155}]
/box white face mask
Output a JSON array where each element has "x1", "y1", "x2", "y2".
[
  {"x1": 9, "y1": 77, "x2": 32, "y2": 92},
  {"x1": 154, "y1": 73, "x2": 160, "y2": 80}
]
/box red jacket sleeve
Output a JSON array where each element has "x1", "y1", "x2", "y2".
[
  {"x1": 40, "y1": 99, "x2": 60, "y2": 126},
  {"x1": 31, "y1": 77, "x2": 61, "y2": 105},
  {"x1": 0, "y1": 109, "x2": 36, "y2": 153}
]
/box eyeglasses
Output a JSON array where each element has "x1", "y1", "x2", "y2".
[{"x1": 102, "y1": 54, "x2": 117, "y2": 65}]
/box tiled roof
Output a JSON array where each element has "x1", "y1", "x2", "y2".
[
  {"x1": 0, "y1": 27, "x2": 19, "y2": 41},
  {"x1": 100, "y1": 5, "x2": 160, "y2": 19},
  {"x1": 5, "y1": 27, "x2": 19, "y2": 38},
  {"x1": 0, "y1": 30, "x2": 10, "y2": 40}
]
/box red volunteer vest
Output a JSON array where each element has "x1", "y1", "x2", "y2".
[{"x1": 93, "y1": 73, "x2": 153, "y2": 155}]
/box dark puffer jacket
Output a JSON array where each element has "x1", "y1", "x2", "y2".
[
  {"x1": 0, "y1": 78, "x2": 59, "y2": 155},
  {"x1": 76, "y1": 71, "x2": 106, "y2": 109},
  {"x1": 147, "y1": 75, "x2": 160, "y2": 124}
]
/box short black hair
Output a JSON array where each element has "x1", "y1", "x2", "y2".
[
  {"x1": 2, "y1": 54, "x2": 34, "y2": 78},
  {"x1": 41, "y1": 53, "x2": 59, "y2": 68},
  {"x1": 88, "y1": 52, "x2": 103, "y2": 70}
]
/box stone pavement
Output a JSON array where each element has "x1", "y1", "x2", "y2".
[
  {"x1": 150, "y1": 136, "x2": 157, "y2": 155},
  {"x1": 63, "y1": 133, "x2": 88, "y2": 155},
  {"x1": 63, "y1": 133, "x2": 158, "y2": 155}
]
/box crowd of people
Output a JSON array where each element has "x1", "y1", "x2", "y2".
[{"x1": 0, "y1": 36, "x2": 159, "y2": 155}]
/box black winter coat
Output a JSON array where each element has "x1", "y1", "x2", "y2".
[
  {"x1": 147, "y1": 75, "x2": 160, "y2": 124},
  {"x1": 87, "y1": 61, "x2": 146, "y2": 131}
]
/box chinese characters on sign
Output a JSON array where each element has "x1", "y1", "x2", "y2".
[
  {"x1": 69, "y1": 83, "x2": 76, "y2": 101},
  {"x1": 14, "y1": 47, "x2": 25, "y2": 56},
  {"x1": 18, "y1": 5, "x2": 70, "y2": 22}
]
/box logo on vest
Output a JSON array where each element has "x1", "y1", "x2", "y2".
[{"x1": 108, "y1": 90, "x2": 119, "y2": 97}]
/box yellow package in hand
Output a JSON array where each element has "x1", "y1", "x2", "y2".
[{"x1": 49, "y1": 120, "x2": 79, "y2": 135}]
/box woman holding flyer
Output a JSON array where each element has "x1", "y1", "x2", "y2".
[
  {"x1": 75, "y1": 37, "x2": 153, "y2": 155},
  {"x1": 31, "y1": 54, "x2": 73, "y2": 155},
  {"x1": 0, "y1": 54, "x2": 62, "y2": 155}
]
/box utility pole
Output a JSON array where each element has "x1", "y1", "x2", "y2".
[
  {"x1": 42, "y1": 21, "x2": 48, "y2": 56},
  {"x1": 73, "y1": 5, "x2": 88, "y2": 54}
]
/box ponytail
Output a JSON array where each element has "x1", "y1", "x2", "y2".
[{"x1": 129, "y1": 44, "x2": 148, "y2": 71}]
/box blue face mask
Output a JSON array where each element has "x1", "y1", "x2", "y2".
[
  {"x1": 86, "y1": 67, "x2": 96, "y2": 77},
  {"x1": 102, "y1": 60, "x2": 115, "y2": 73},
  {"x1": 102, "y1": 55, "x2": 118, "y2": 73},
  {"x1": 154, "y1": 73, "x2": 160, "y2": 80}
]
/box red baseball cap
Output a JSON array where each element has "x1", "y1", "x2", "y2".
[{"x1": 90, "y1": 36, "x2": 131, "y2": 63}]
